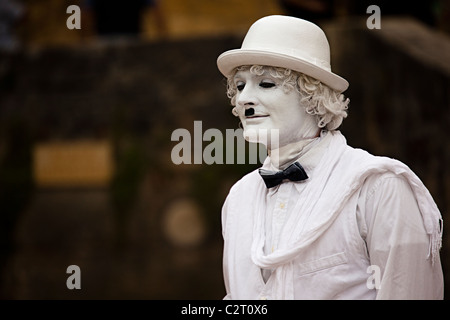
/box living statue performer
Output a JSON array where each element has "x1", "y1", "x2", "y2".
[{"x1": 217, "y1": 15, "x2": 443, "y2": 300}]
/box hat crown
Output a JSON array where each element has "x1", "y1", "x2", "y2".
[
  {"x1": 216, "y1": 15, "x2": 349, "y2": 92},
  {"x1": 241, "y1": 15, "x2": 331, "y2": 71}
]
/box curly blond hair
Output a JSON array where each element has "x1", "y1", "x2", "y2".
[{"x1": 226, "y1": 65, "x2": 349, "y2": 131}]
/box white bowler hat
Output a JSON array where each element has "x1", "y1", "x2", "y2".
[{"x1": 217, "y1": 15, "x2": 348, "y2": 92}]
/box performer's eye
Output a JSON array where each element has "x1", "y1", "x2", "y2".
[
  {"x1": 259, "y1": 81, "x2": 276, "y2": 88},
  {"x1": 236, "y1": 82, "x2": 245, "y2": 91}
]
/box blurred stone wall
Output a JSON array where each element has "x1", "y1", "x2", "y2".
[
  {"x1": 0, "y1": 36, "x2": 255, "y2": 299},
  {"x1": 0, "y1": 16, "x2": 449, "y2": 299}
]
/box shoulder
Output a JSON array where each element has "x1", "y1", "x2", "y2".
[
  {"x1": 338, "y1": 142, "x2": 415, "y2": 183},
  {"x1": 222, "y1": 168, "x2": 261, "y2": 212},
  {"x1": 222, "y1": 166, "x2": 269, "y2": 211},
  {"x1": 333, "y1": 141, "x2": 430, "y2": 206},
  {"x1": 360, "y1": 171, "x2": 414, "y2": 203},
  {"x1": 221, "y1": 168, "x2": 263, "y2": 234},
  {"x1": 227, "y1": 168, "x2": 262, "y2": 195}
]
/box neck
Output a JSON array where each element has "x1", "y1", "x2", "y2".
[{"x1": 268, "y1": 130, "x2": 321, "y2": 170}]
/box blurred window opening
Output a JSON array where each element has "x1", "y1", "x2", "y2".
[{"x1": 33, "y1": 140, "x2": 114, "y2": 188}]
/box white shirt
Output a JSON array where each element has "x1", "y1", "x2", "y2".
[
  {"x1": 222, "y1": 131, "x2": 443, "y2": 299},
  {"x1": 261, "y1": 134, "x2": 328, "y2": 281}
]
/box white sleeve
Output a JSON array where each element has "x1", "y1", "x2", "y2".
[
  {"x1": 362, "y1": 174, "x2": 443, "y2": 300},
  {"x1": 221, "y1": 192, "x2": 232, "y2": 300}
]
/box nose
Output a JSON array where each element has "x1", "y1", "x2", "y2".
[{"x1": 236, "y1": 85, "x2": 258, "y2": 108}]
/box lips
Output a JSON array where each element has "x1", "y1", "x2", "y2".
[
  {"x1": 246, "y1": 115, "x2": 269, "y2": 120},
  {"x1": 243, "y1": 108, "x2": 268, "y2": 119},
  {"x1": 246, "y1": 114, "x2": 268, "y2": 118}
]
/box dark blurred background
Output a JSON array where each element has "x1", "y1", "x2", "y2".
[{"x1": 0, "y1": 0, "x2": 449, "y2": 299}]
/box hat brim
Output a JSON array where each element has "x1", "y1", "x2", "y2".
[{"x1": 217, "y1": 49, "x2": 349, "y2": 93}]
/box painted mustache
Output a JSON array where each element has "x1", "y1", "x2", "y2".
[{"x1": 245, "y1": 108, "x2": 255, "y2": 117}]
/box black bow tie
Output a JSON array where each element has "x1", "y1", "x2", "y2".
[{"x1": 258, "y1": 162, "x2": 308, "y2": 188}]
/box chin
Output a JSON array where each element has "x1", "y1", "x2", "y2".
[{"x1": 243, "y1": 126, "x2": 279, "y2": 147}]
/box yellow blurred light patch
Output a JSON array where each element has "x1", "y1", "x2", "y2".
[{"x1": 33, "y1": 140, "x2": 114, "y2": 188}]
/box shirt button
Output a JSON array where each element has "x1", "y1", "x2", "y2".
[
  {"x1": 260, "y1": 296, "x2": 267, "y2": 300},
  {"x1": 279, "y1": 202, "x2": 285, "y2": 209}
]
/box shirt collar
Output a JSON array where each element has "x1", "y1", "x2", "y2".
[{"x1": 262, "y1": 130, "x2": 332, "y2": 193}]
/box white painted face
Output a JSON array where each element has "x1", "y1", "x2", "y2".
[{"x1": 233, "y1": 69, "x2": 319, "y2": 149}]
